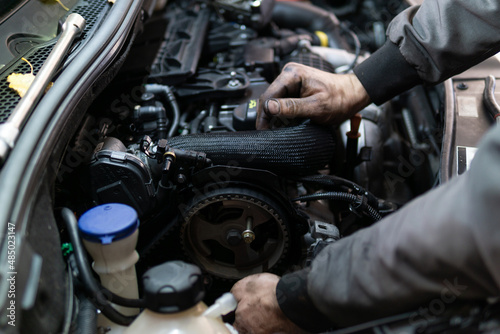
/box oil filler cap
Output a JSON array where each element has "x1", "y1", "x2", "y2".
[
  {"x1": 78, "y1": 203, "x2": 139, "y2": 244},
  {"x1": 142, "y1": 261, "x2": 205, "y2": 314}
]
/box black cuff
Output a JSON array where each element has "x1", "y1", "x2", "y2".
[
  {"x1": 277, "y1": 268, "x2": 336, "y2": 333},
  {"x1": 353, "y1": 40, "x2": 422, "y2": 105}
]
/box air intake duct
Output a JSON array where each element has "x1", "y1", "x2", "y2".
[{"x1": 167, "y1": 122, "x2": 335, "y2": 175}]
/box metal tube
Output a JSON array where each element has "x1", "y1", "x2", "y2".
[
  {"x1": 0, "y1": 13, "x2": 86, "y2": 165},
  {"x1": 483, "y1": 75, "x2": 500, "y2": 125},
  {"x1": 9, "y1": 14, "x2": 86, "y2": 128}
]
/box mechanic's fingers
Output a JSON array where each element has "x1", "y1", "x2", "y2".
[
  {"x1": 256, "y1": 101, "x2": 272, "y2": 130},
  {"x1": 261, "y1": 63, "x2": 304, "y2": 101},
  {"x1": 258, "y1": 96, "x2": 321, "y2": 129},
  {"x1": 230, "y1": 280, "x2": 245, "y2": 300},
  {"x1": 256, "y1": 63, "x2": 306, "y2": 130}
]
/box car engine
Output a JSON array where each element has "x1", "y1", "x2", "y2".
[
  {"x1": 10, "y1": 0, "x2": 500, "y2": 332},
  {"x1": 53, "y1": 0, "x2": 443, "y2": 285},
  {"x1": 52, "y1": 0, "x2": 446, "y2": 293}
]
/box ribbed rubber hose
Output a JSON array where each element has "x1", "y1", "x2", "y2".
[
  {"x1": 293, "y1": 192, "x2": 382, "y2": 221},
  {"x1": 167, "y1": 123, "x2": 335, "y2": 175},
  {"x1": 76, "y1": 296, "x2": 97, "y2": 334}
]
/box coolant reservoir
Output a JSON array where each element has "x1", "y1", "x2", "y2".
[
  {"x1": 78, "y1": 203, "x2": 141, "y2": 332},
  {"x1": 124, "y1": 261, "x2": 236, "y2": 334}
]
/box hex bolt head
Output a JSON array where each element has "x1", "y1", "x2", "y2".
[
  {"x1": 226, "y1": 229, "x2": 243, "y2": 246},
  {"x1": 242, "y1": 230, "x2": 255, "y2": 244}
]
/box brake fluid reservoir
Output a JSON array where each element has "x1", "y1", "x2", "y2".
[
  {"x1": 124, "y1": 261, "x2": 235, "y2": 334},
  {"x1": 78, "y1": 203, "x2": 140, "y2": 332}
]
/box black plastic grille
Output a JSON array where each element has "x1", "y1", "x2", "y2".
[
  {"x1": 0, "y1": 46, "x2": 53, "y2": 123},
  {"x1": 0, "y1": 0, "x2": 108, "y2": 124}
]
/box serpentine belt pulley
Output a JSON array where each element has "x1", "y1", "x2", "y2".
[{"x1": 180, "y1": 186, "x2": 291, "y2": 280}]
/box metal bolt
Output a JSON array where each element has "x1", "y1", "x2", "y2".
[
  {"x1": 228, "y1": 72, "x2": 241, "y2": 88},
  {"x1": 176, "y1": 174, "x2": 187, "y2": 184},
  {"x1": 226, "y1": 229, "x2": 243, "y2": 246},
  {"x1": 457, "y1": 82, "x2": 468, "y2": 90},
  {"x1": 242, "y1": 217, "x2": 255, "y2": 244},
  {"x1": 141, "y1": 92, "x2": 155, "y2": 102}
]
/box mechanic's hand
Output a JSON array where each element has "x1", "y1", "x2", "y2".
[
  {"x1": 231, "y1": 273, "x2": 308, "y2": 334},
  {"x1": 256, "y1": 62, "x2": 371, "y2": 129}
]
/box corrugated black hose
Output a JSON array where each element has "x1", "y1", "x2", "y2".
[
  {"x1": 76, "y1": 294, "x2": 97, "y2": 334},
  {"x1": 292, "y1": 192, "x2": 382, "y2": 222},
  {"x1": 167, "y1": 122, "x2": 335, "y2": 175}
]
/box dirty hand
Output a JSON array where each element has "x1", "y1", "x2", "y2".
[
  {"x1": 256, "y1": 62, "x2": 371, "y2": 129},
  {"x1": 231, "y1": 273, "x2": 307, "y2": 334}
]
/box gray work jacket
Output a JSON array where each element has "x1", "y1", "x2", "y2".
[{"x1": 278, "y1": 1, "x2": 500, "y2": 331}]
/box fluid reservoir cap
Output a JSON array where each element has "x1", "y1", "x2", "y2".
[
  {"x1": 78, "y1": 203, "x2": 139, "y2": 244},
  {"x1": 142, "y1": 261, "x2": 205, "y2": 314}
]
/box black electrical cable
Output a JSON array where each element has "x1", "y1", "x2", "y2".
[
  {"x1": 298, "y1": 174, "x2": 363, "y2": 192},
  {"x1": 293, "y1": 192, "x2": 382, "y2": 221},
  {"x1": 340, "y1": 23, "x2": 361, "y2": 72},
  {"x1": 297, "y1": 174, "x2": 379, "y2": 207},
  {"x1": 105, "y1": 290, "x2": 145, "y2": 308},
  {"x1": 61, "y1": 208, "x2": 143, "y2": 325}
]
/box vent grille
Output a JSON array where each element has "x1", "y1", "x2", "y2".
[{"x1": 0, "y1": 0, "x2": 109, "y2": 124}]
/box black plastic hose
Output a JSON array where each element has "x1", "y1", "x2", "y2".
[
  {"x1": 134, "y1": 105, "x2": 168, "y2": 139},
  {"x1": 61, "y1": 208, "x2": 141, "y2": 326},
  {"x1": 297, "y1": 174, "x2": 379, "y2": 206},
  {"x1": 76, "y1": 295, "x2": 97, "y2": 334},
  {"x1": 340, "y1": 23, "x2": 361, "y2": 72},
  {"x1": 293, "y1": 191, "x2": 382, "y2": 221},
  {"x1": 272, "y1": 1, "x2": 346, "y2": 50},
  {"x1": 145, "y1": 84, "x2": 180, "y2": 138}
]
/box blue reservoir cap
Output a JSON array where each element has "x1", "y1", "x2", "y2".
[{"x1": 78, "y1": 203, "x2": 139, "y2": 244}]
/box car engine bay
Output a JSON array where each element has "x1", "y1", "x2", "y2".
[
  {"x1": 4, "y1": 0, "x2": 500, "y2": 332},
  {"x1": 56, "y1": 0, "x2": 429, "y2": 280}
]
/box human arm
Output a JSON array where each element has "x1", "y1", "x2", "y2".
[
  {"x1": 257, "y1": 0, "x2": 500, "y2": 129},
  {"x1": 232, "y1": 124, "x2": 500, "y2": 333},
  {"x1": 230, "y1": 273, "x2": 308, "y2": 334},
  {"x1": 240, "y1": 1, "x2": 500, "y2": 331},
  {"x1": 356, "y1": 0, "x2": 500, "y2": 104},
  {"x1": 255, "y1": 65, "x2": 371, "y2": 130},
  {"x1": 275, "y1": 124, "x2": 500, "y2": 331}
]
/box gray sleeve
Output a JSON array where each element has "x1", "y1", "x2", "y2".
[
  {"x1": 354, "y1": 0, "x2": 500, "y2": 104},
  {"x1": 388, "y1": 1, "x2": 500, "y2": 83},
  {"x1": 278, "y1": 125, "x2": 500, "y2": 331},
  {"x1": 306, "y1": 125, "x2": 500, "y2": 327}
]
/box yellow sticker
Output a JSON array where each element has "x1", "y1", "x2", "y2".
[{"x1": 249, "y1": 99, "x2": 257, "y2": 109}]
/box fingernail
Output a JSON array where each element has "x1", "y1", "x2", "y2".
[{"x1": 265, "y1": 99, "x2": 280, "y2": 115}]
